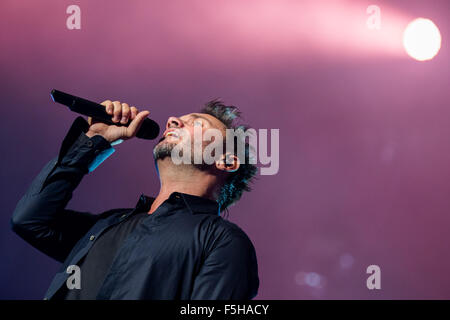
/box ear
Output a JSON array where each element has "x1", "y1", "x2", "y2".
[{"x1": 216, "y1": 153, "x2": 240, "y2": 173}]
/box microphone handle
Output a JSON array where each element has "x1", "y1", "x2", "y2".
[{"x1": 51, "y1": 89, "x2": 159, "y2": 140}]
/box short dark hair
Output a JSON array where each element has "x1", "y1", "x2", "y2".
[{"x1": 200, "y1": 99, "x2": 257, "y2": 212}]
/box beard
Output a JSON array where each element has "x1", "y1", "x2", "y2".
[
  {"x1": 152, "y1": 140, "x2": 210, "y2": 171},
  {"x1": 153, "y1": 140, "x2": 176, "y2": 161}
]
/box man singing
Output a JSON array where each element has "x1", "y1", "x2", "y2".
[{"x1": 11, "y1": 99, "x2": 259, "y2": 300}]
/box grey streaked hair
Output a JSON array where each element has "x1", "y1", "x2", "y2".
[{"x1": 200, "y1": 99, "x2": 257, "y2": 212}]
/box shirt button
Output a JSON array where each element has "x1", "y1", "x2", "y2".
[
  {"x1": 175, "y1": 195, "x2": 180, "y2": 199},
  {"x1": 121, "y1": 214, "x2": 127, "y2": 219},
  {"x1": 89, "y1": 235, "x2": 95, "y2": 241},
  {"x1": 87, "y1": 140, "x2": 94, "y2": 147}
]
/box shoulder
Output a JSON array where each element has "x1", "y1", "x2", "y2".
[
  {"x1": 217, "y1": 218, "x2": 252, "y2": 242},
  {"x1": 198, "y1": 215, "x2": 257, "y2": 256}
]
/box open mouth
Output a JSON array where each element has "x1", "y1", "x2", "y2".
[{"x1": 165, "y1": 131, "x2": 179, "y2": 138}]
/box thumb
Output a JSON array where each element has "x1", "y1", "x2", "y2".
[{"x1": 125, "y1": 110, "x2": 150, "y2": 138}]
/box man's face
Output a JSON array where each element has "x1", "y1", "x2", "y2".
[{"x1": 153, "y1": 113, "x2": 227, "y2": 164}]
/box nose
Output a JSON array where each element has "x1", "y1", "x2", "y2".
[{"x1": 166, "y1": 116, "x2": 183, "y2": 129}]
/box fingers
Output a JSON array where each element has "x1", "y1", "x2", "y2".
[
  {"x1": 101, "y1": 100, "x2": 113, "y2": 115},
  {"x1": 125, "y1": 110, "x2": 150, "y2": 138},
  {"x1": 112, "y1": 101, "x2": 122, "y2": 123},
  {"x1": 130, "y1": 106, "x2": 138, "y2": 120},
  {"x1": 120, "y1": 103, "x2": 131, "y2": 124},
  {"x1": 99, "y1": 100, "x2": 142, "y2": 137},
  {"x1": 103, "y1": 100, "x2": 135, "y2": 124}
]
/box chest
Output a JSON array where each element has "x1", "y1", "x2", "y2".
[
  {"x1": 94, "y1": 215, "x2": 209, "y2": 298},
  {"x1": 103, "y1": 214, "x2": 207, "y2": 276}
]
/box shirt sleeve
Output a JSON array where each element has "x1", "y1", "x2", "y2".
[
  {"x1": 190, "y1": 229, "x2": 259, "y2": 300},
  {"x1": 10, "y1": 117, "x2": 114, "y2": 263}
]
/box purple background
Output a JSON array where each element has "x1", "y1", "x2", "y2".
[{"x1": 1, "y1": 0, "x2": 450, "y2": 299}]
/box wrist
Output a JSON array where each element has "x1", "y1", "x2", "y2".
[
  {"x1": 86, "y1": 130, "x2": 110, "y2": 142},
  {"x1": 85, "y1": 130, "x2": 97, "y2": 138}
]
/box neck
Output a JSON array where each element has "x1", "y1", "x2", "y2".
[{"x1": 148, "y1": 158, "x2": 221, "y2": 214}]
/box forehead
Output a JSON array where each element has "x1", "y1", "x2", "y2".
[{"x1": 180, "y1": 113, "x2": 227, "y2": 130}]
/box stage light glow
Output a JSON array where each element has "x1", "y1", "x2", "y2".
[
  {"x1": 305, "y1": 272, "x2": 321, "y2": 287},
  {"x1": 339, "y1": 253, "x2": 355, "y2": 269},
  {"x1": 295, "y1": 271, "x2": 326, "y2": 289},
  {"x1": 403, "y1": 18, "x2": 441, "y2": 61}
]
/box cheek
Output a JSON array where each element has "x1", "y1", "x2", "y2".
[
  {"x1": 186, "y1": 127, "x2": 217, "y2": 150},
  {"x1": 187, "y1": 127, "x2": 203, "y2": 143}
]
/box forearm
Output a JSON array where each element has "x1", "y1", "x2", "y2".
[{"x1": 11, "y1": 117, "x2": 114, "y2": 261}]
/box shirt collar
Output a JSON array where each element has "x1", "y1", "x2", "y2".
[
  {"x1": 134, "y1": 194, "x2": 154, "y2": 212},
  {"x1": 134, "y1": 192, "x2": 219, "y2": 215}
]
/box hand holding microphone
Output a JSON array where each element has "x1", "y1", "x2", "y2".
[
  {"x1": 86, "y1": 100, "x2": 149, "y2": 143},
  {"x1": 50, "y1": 89, "x2": 160, "y2": 143}
]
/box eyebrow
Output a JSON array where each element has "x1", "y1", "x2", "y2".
[{"x1": 185, "y1": 113, "x2": 212, "y2": 124}]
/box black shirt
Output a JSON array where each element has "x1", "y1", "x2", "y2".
[{"x1": 61, "y1": 211, "x2": 149, "y2": 299}]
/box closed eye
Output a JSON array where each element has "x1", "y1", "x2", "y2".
[{"x1": 181, "y1": 114, "x2": 211, "y2": 127}]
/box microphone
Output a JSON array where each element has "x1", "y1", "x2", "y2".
[{"x1": 50, "y1": 89, "x2": 160, "y2": 140}]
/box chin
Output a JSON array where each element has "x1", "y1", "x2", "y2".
[{"x1": 153, "y1": 141, "x2": 177, "y2": 161}]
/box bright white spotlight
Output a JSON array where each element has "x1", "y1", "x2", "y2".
[{"x1": 403, "y1": 18, "x2": 441, "y2": 61}]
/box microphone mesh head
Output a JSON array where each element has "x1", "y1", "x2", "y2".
[{"x1": 136, "y1": 118, "x2": 160, "y2": 140}]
